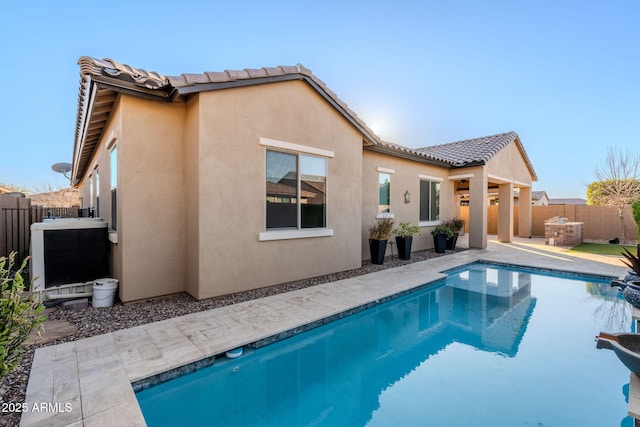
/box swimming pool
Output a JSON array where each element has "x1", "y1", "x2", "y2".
[{"x1": 136, "y1": 262, "x2": 634, "y2": 426}]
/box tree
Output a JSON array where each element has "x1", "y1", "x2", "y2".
[
  {"x1": 589, "y1": 147, "x2": 640, "y2": 243},
  {"x1": 29, "y1": 184, "x2": 80, "y2": 207},
  {"x1": 0, "y1": 182, "x2": 30, "y2": 195}
]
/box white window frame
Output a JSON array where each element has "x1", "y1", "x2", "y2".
[
  {"x1": 94, "y1": 166, "x2": 100, "y2": 218},
  {"x1": 376, "y1": 167, "x2": 395, "y2": 219},
  {"x1": 259, "y1": 138, "x2": 334, "y2": 241},
  {"x1": 418, "y1": 174, "x2": 443, "y2": 226},
  {"x1": 108, "y1": 144, "x2": 118, "y2": 243}
]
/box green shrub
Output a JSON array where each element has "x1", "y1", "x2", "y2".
[
  {"x1": 393, "y1": 221, "x2": 421, "y2": 238},
  {"x1": 0, "y1": 252, "x2": 45, "y2": 380},
  {"x1": 633, "y1": 198, "x2": 640, "y2": 240},
  {"x1": 431, "y1": 225, "x2": 454, "y2": 238}
]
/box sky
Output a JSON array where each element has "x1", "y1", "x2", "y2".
[{"x1": 1, "y1": 0, "x2": 638, "y2": 198}]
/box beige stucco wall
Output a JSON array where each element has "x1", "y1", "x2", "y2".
[
  {"x1": 184, "y1": 95, "x2": 200, "y2": 298},
  {"x1": 361, "y1": 150, "x2": 455, "y2": 259},
  {"x1": 486, "y1": 141, "x2": 535, "y2": 245},
  {"x1": 191, "y1": 80, "x2": 363, "y2": 299},
  {"x1": 118, "y1": 96, "x2": 186, "y2": 301},
  {"x1": 77, "y1": 100, "x2": 123, "y2": 295},
  {"x1": 486, "y1": 142, "x2": 534, "y2": 186},
  {"x1": 79, "y1": 96, "x2": 188, "y2": 302}
]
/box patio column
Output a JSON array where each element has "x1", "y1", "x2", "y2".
[
  {"x1": 497, "y1": 182, "x2": 514, "y2": 243},
  {"x1": 518, "y1": 186, "x2": 532, "y2": 238},
  {"x1": 469, "y1": 170, "x2": 488, "y2": 248}
]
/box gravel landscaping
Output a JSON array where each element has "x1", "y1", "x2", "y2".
[{"x1": 0, "y1": 247, "x2": 465, "y2": 426}]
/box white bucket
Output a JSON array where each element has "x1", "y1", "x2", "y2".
[{"x1": 92, "y1": 278, "x2": 118, "y2": 308}]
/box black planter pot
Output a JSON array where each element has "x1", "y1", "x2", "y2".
[
  {"x1": 446, "y1": 233, "x2": 458, "y2": 251},
  {"x1": 395, "y1": 236, "x2": 413, "y2": 260},
  {"x1": 433, "y1": 234, "x2": 448, "y2": 254},
  {"x1": 369, "y1": 239, "x2": 388, "y2": 265}
]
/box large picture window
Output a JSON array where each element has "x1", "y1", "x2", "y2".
[
  {"x1": 266, "y1": 150, "x2": 327, "y2": 230},
  {"x1": 420, "y1": 180, "x2": 440, "y2": 222}
]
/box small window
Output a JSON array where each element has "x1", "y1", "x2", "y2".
[
  {"x1": 420, "y1": 180, "x2": 440, "y2": 222},
  {"x1": 110, "y1": 146, "x2": 118, "y2": 231},
  {"x1": 378, "y1": 173, "x2": 391, "y2": 213},
  {"x1": 95, "y1": 168, "x2": 100, "y2": 218},
  {"x1": 89, "y1": 174, "x2": 94, "y2": 209}
]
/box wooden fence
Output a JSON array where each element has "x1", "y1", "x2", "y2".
[
  {"x1": 1, "y1": 194, "x2": 32, "y2": 258},
  {"x1": 0, "y1": 194, "x2": 81, "y2": 258}
]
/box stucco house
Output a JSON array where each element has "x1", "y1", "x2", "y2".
[
  {"x1": 531, "y1": 190, "x2": 550, "y2": 206},
  {"x1": 71, "y1": 57, "x2": 537, "y2": 302}
]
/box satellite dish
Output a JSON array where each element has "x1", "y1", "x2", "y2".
[{"x1": 51, "y1": 162, "x2": 73, "y2": 179}]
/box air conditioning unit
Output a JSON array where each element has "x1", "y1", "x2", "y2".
[{"x1": 30, "y1": 218, "x2": 109, "y2": 300}]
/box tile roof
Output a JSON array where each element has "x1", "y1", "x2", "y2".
[
  {"x1": 418, "y1": 132, "x2": 518, "y2": 166},
  {"x1": 72, "y1": 57, "x2": 382, "y2": 182},
  {"x1": 78, "y1": 57, "x2": 170, "y2": 90},
  {"x1": 71, "y1": 57, "x2": 537, "y2": 184},
  {"x1": 167, "y1": 64, "x2": 312, "y2": 88},
  {"x1": 418, "y1": 132, "x2": 537, "y2": 180},
  {"x1": 368, "y1": 132, "x2": 537, "y2": 181},
  {"x1": 165, "y1": 64, "x2": 381, "y2": 146}
]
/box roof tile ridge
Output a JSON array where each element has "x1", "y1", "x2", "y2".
[
  {"x1": 77, "y1": 56, "x2": 170, "y2": 89},
  {"x1": 175, "y1": 63, "x2": 312, "y2": 86},
  {"x1": 419, "y1": 130, "x2": 518, "y2": 150}
]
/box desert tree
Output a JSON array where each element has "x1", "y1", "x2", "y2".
[
  {"x1": 588, "y1": 147, "x2": 640, "y2": 243},
  {"x1": 29, "y1": 184, "x2": 79, "y2": 208}
]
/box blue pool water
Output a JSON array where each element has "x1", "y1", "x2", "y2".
[{"x1": 136, "y1": 263, "x2": 634, "y2": 426}]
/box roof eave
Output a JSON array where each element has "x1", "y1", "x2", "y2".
[
  {"x1": 175, "y1": 73, "x2": 381, "y2": 146},
  {"x1": 71, "y1": 77, "x2": 177, "y2": 185},
  {"x1": 71, "y1": 76, "x2": 96, "y2": 185},
  {"x1": 91, "y1": 75, "x2": 177, "y2": 102},
  {"x1": 365, "y1": 145, "x2": 453, "y2": 168}
]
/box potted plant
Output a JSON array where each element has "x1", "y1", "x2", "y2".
[
  {"x1": 431, "y1": 225, "x2": 454, "y2": 254},
  {"x1": 443, "y1": 217, "x2": 466, "y2": 250},
  {"x1": 369, "y1": 217, "x2": 394, "y2": 264},
  {"x1": 393, "y1": 221, "x2": 421, "y2": 260},
  {"x1": 621, "y1": 245, "x2": 640, "y2": 283}
]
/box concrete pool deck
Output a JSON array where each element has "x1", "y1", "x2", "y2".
[{"x1": 20, "y1": 237, "x2": 632, "y2": 426}]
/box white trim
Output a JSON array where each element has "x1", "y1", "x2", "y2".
[
  {"x1": 418, "y1": 174, "x2": 444, "y2": 182},
  {"x1": 260, "y1": 137, "x2": 334, "y2": 158},
  {"x1": 487, "y1": 174, "x2": 512, "y2": 184},
  {"x1": 377, "y1": 167, "x2": 395, "y2": 174},
  {"x1": 419, "y1": 220, "x2": 440, "y2": 227},
  {"x1": 258, "y1": 228, "x2": 334, "y2": 241},
  {"x1": 514, "y1": 180, "x2": 531, "y2": 187},
  {"x1": 449, "y1": 174, "x2": 474, "y2": 180},
  {"x1": 376, "y1": 212, "x2": 395, "y2": 219}
]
